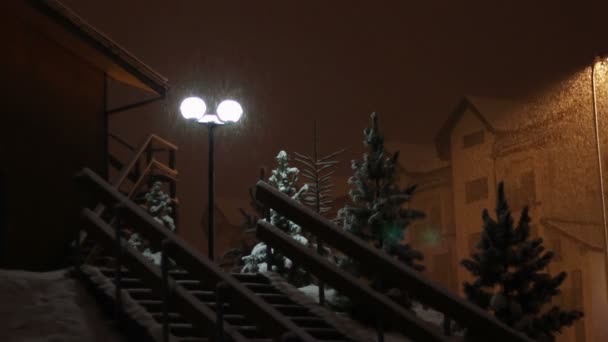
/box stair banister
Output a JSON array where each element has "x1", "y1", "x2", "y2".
[
  {"x1": 76, "y1": 168, "x2": 317, "y2": 342},
  {"x1": 80, "y1": 208, "x2": 248, "y2": 342},
  {"x1": 254, "y1": 180, "x2": 534, "y2": 342},
  {"x1": 257, "y1": 220, "x2": 452, "y2": 342}
]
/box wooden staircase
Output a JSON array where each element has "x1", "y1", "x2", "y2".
[
  {"x1": 91, "y1": 265, "x2": 350, "y2": 341},
  {"x1": 75, "y1": 168, "x2": 352, "y2": 342}
]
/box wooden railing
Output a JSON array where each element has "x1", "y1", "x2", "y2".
[
  {"x1": 111, "y1": 134, "x2": 177, "y2": 198},
  {"x1": 254, "y1": 180, "x2": 534, "y2": 342},
  {"x1": 76, "y1": 168, "x2": 317, "y2": 342},
  {"x1": 80, "y1": 208, "x2": 249, "y2": 342},
  {"x1": 81, "y1": 133, "x2": 179, "y2": 265},
  {"x1": 85, "y1": 134, "x2": 178, "y2": 235}
]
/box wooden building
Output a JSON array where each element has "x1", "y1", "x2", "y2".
[{"x1": 0, "y1": 0, "x2": 168, "y2": 270}]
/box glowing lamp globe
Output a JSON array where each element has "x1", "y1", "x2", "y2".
[
  {"x1": 180, "y1": 97, "x2": 207, "y2": 120},
  {"x1": 216, "y1": 100, "x2": 243, "y2": 123}
]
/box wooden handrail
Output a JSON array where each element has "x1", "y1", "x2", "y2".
[
  {"x1": 127, "y1": 159, "x2": 179, "y2": 198},
  {"x1": 149, "y1": 134, "x2": 178, "y2": 151},
  {"x1": 254, "y1": 180, "x2": 534, "y2": 342},
  {"x1": 257, "y1": 220, "x2": 453, "y2": 342},
  {"x1": 80, "y1": 208, "x2": 249, "y2": 342},
  {"x1": 75, "y1": 168, "x2": 317, "y2": 342},
  {"x1": 114, "y1": 134, "x2": 177, "y2": 190}
]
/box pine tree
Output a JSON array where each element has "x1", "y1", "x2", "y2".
[
  {"x1": 461, "y1": 182, "x2": 583, "y2": 342},
  {"x1": 127, "y1": 181, "x2": 176, "y2": 265},
  {"x1": 144, "y1": 181, "x2": 176, "y2": 231},
  {"x1": 338, "y1": 113, "x2": 425, "y2": 273},
  {"x1": 241, "y1": 151, "x2": 311, "y2": 286},
  {"x1": 294, "y1": 120, "x2": 345, "y2": 303},
  {"x1": 294, "y1": 121, "x2": 345, "y2": 217}
]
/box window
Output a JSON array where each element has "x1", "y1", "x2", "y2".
[
  {"x1": 465, "y1": 177, "x2": 488, "y2": 203},
  {"x1": 463, "y1": 130, "x2": 485, "y2": 148}
]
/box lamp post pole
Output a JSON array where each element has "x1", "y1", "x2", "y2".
[
  {"x1": 208, "y1": 123, "x2": 216, "y2": 261},
  {"x1": 180, "y1": 97, "x2": 243, "y2": 263}
]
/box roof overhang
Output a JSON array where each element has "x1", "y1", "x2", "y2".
[
  {"x1": 15, "y1": 0, "x2": 169, "y2": 96},
  {"x1": 434, "y1": 97, "x2": 496, "y2": 161}
]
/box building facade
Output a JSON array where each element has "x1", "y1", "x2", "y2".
[
  {"x1": 0, "y1": 0, "x2": 168, "y2": 270},
  {"x1": 430, "y1": 95, "x2": 608, "y2": 342}
]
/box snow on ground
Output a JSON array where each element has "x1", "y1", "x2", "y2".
[
  {"x1": 0, "y1": 268, "x2": 127, "y2": 342},
  {"x1": 298, "y1": 284, "x2": 448, "y2": 341}
]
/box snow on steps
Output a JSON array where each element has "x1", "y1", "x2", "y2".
[
  {"x1": 0, "y1": 268, "x2": 127, "y2": 342},
  {"x1": 296, "y1": 285, "x2": 463, "y2": 341},
  {"x1": 93, "y1": 265, "x2": 348, "y2": 341},
  {"x1": 263, "y1": 272, "x2": 411, "y2": 342},
  {"x1": 78, "y1": 265, "x2": 168, "y2": 341}
]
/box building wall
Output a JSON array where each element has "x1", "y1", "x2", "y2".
[
  {"x1": 449, "y1": 109, "x2": 497, "y2": 293},
  {"x1": 408, "y1": 182, "x2": 457, "y2": 291},
  {"x1": 0, "y1": 12, "x2": 105, "y2": 270}
]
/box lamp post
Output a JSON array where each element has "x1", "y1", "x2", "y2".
[
  {"x1": 180, "y1": 97, "x2": 243, "y2": 261},
  {"x1": 592, "y1": 57, "x2": 608, "y2": 299}
]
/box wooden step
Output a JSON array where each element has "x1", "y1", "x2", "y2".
[
  {"x1": 230, "y1": 273, "x2": 270, "y2": 284},
  {"x1": 168, "y1": 269, "x2": 191, "y2": 279},
  {"x1": 169, "y1": 323, "x2": 203, "y2": 337},
  {"x1": 240, "y1": 282, "x2": 281, "y2": 293},
  {"x1": 257, "y1": 293, "x2": 293, "y2": 305},
  {"x1": 98, "y1": 266, "x2": 130, "y2": 274},
  {"x1": 235, "y1": 325, "x2": 264, "y2": 338},
  {"x1": 117, "y1": 277, "x2": 144, "y2": 288},
  {"x1": 205, "y1": 302, "x2": 231, "y2": 312},
  {"x1": 126, "y1": 288, "x2": 156, "y2": 300},
  {"x1": 188, "y1": 290, "x2": 216, "y2": 302},
  {"x1": 176, "y1": 279, "x2": 201, "y2": 290},
  {"x1": 150, "y1": 312, "x2": 184, "y2": 323},
  {"x1": 223, "y1": 314, "x2": 249, "y2": 326},
  {"x1": 304, "y1": 327, "x2": 347, "y2": 340},
  {"x1": 270, "y1": 304, "x2": 310, "y2": 316},
  {"x1": 137, "y1": 300, "x2": 163, "y2": 311},
  {"x1": 289, "y1": 316, "x2": 330, "y2": 328}
]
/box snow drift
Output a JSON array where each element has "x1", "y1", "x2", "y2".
[{"x1": 0, "y1": 268, "x2": 126, "y2": 342}]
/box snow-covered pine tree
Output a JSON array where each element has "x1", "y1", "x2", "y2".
[
  {"x1": 127, "y1": 181, "x2": 176, "y2": 265},
  {"x1": 338, "y1": 112, "x2": 425, "y2": 275},
  {"x1": 461, "y1": 182, "x2": 583, "y2": 342},
  {"x1": 241, "y1": 151, "x2": 311, "y2": 286}
]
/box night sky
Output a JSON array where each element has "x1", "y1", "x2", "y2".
[{"x1": 62, "y1": 0, "x2": 608, "y2": 251}]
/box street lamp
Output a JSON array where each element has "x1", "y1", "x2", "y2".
[
  {"x1": 180, "y1": 96, "x2": 243, "y2": 261},
  {"x1": 592, "y1": 56, "x2": 608, "y2": 299}
]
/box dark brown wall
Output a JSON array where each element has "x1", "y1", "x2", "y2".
[{"x1": 0, "y1": 13, "x2": 105, "y2": 270}]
